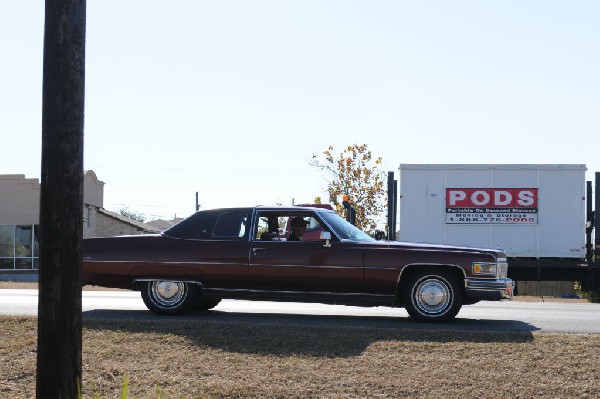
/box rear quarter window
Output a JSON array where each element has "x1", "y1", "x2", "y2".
[
  {"x1": 164, "y1": 209, "x2": 250, "y2": 240},
  {"x1": 212, "y1": 211, "x2": 249, "y2": 239}
]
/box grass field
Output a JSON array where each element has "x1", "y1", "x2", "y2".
[{"x1": 1, "y1": 316, "x2": 599, "y2": 398}]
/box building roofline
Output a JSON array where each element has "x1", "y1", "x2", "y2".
[{"x1": 97, "y1": 208, "x2": 161, "y2": 233}]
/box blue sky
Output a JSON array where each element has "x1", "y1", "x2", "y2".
[{"x1": 2, "y1": 1, "x2": 599, "y2": 220}]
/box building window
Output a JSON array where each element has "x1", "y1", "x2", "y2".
[{"x1": 0, "y1": 225, "x2": 39, "y2": 270}]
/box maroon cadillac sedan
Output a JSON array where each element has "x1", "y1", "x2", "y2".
[{"x1": 83, "y1": 206, "x2": 513, "y2": 322}]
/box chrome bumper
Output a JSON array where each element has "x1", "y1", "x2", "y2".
[{"x1": 465, "y1": 278, "x2": 514, "y2": 301}]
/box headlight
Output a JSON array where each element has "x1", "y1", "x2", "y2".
[{"x1": 472, "y1": 262, "x2": 497, "y2": 276}]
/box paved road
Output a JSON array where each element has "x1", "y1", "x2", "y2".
[{"x1": 2, "y1": 288, "x2": 599, "y2": 333}]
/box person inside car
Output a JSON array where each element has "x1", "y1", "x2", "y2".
[
  {"x1": 288, "y1": 217, "x2": 308, "y2": 241},
  {"x1": 260, "y1": 216, "x2": 281, "y2": 240}
]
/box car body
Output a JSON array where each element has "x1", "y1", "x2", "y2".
[{"x1": 82, "y1": 206, "x2": 514, "y2": 322}]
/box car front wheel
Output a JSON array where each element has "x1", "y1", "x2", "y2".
[
  {"x1": 141, "y1": 281, "x2": 200, "y2": 315},
  {"x1": 403, "y1": 270, "x2": 463, "y2": 322}
]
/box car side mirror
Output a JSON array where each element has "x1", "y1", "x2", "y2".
[{"x1": 320, "y1": 231, "x2": 332, "y2": 248}]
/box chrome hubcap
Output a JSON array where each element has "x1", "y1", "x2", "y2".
[
  {"x1": 414, "y1": 278, "x2": 451, "y2": 315},
  {"x1": 151, "y1": 281, "x2": 185, "y2": 307}
]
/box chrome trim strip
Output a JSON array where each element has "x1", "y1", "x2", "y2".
[
  {"x1": 128, "y1": 282, "x2": 393, "y2": 300},
  {"x1": 465, "y1": 278, "x2": 513, "y2": 290},
  {"x1": 205, "y1": 287, "x2": 394, "y2": 299},
  {"x1": 87, "y1": 259, "x2": 362, "y2": 270},
  {"x1": 209, "y1": 288, "x2": 361, "y2": 296},
  {"x1": 84, "y1": 260, "x2": 243, "y2": 266},
  {"x1": 363, "y1": 265, "x2": 401, "y2": 271},
  {"x1": 249, "y1": 264, "x2": 361, "y2": 270},
  {"x1": 465, "y1": 278, "x2": 514, "y2": 299}
]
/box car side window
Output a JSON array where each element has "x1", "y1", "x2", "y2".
[
  {"x1": 254, "y1": 212, "x2": 330, "y2": 242},
  {"x1": 255, "y1": 214, "x2": 285, "y2": 241},
  {"x1": 286, "y1": 216, "x2": 326, "y2": 242},
  {"x1": 212, "y1": 211, "x2": 249, "y2": 239},
  {"x1": 255, "y1": 217, "x2": 270, "y2": 240}
]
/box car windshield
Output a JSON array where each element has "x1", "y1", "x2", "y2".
[{"x1": 319, "y1": 211, "x2": 375, "y2": 242}]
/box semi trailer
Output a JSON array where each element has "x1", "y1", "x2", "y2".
[{"x1": 389, "y1": 164, "x2": 600, "y2": 290}]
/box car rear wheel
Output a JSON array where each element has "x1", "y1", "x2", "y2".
[
  {"x1": 141, "y1": 281, "x2": 200, "y2": 315},
  {"x1": 402, "y1": 269, "x2": 463, "y2": 322}
]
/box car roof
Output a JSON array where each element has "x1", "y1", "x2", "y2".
[
  {"x1": 191, "y1": 205, "x2": 333, "y2": 214},
  {"x1": 254, "y1": 205, "x2": 333, "y2": 212}
]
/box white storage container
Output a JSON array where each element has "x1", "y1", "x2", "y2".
[{"x1": 398, "y1": 164, "x2": 587, "y2": 258}]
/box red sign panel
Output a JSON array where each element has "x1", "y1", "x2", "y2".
[
  {"x1": 446, "y1": 188, "x2": 538, "y2": 208},
  {"x1": 445, "y1": 188, "x2": 538, "y2": 224}
]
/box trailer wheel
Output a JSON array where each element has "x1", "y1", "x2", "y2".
[{"x1": 402, "y1": 269, "x2": 463, "y2": 322}]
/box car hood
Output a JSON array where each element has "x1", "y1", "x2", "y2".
[{"x1": 361, "y1": 239, "x2": 505, "y2": 257}]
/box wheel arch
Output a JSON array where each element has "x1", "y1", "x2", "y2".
[
  {"x1": 396, "y1": 263, "x2": 466, "y2": 305},
  {"x1": 133, "y1": 278, "x2": 204, "y2": 292}
]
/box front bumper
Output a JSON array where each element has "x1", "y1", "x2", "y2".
[{"x1": 465, "y1": 278, "x2": 514, "y2": 301}]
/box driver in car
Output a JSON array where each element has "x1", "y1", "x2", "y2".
[{"x1": 288, "y1": 217, "x2": 308, "y2": 241}]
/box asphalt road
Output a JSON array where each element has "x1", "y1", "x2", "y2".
[{"x1": 2, "y1": 288, "x2": 600, "y2": 333}]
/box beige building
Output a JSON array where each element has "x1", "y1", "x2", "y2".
[{"x1": 0, "y1": 170, "x2": 160, "y2": 276}]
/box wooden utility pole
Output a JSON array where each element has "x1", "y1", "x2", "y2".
[{"x1": 36, "y1": 1, "x2": 86, "y2": 398}]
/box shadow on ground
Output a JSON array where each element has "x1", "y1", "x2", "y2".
[{"x1": 83, "y1": 308, "x2": 537, "y2": 358}]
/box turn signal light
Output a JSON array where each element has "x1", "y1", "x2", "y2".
[{"x1": 472, "y1": 262, "x2": 497, "y2": 276}]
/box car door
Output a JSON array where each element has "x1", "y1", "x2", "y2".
[
  {"x1": 152, "y1": 209, "x2": 252, "y2": 290},
  {"x1": 249, "y1": 234, "x2": 364, "y2": 295}
]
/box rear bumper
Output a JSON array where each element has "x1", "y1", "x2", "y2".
[{"x1": 465, "y1": 278, "x2": 514, "y2": 301}]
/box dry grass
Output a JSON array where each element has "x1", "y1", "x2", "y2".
[
  {"x1": 0, "y1": 281, "x2": 39, "y2": 289},
  {"x1": 1, "y1": 317, "x2": 599, "y2": 398}
]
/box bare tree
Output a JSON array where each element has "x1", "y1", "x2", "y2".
[{"x1": 36, "y1": 1, "x2": 86, "y2": 398}]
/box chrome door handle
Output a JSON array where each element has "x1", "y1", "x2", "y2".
[{"x1": 252, "y1": 247, "x2": 266, "y2": 255}]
